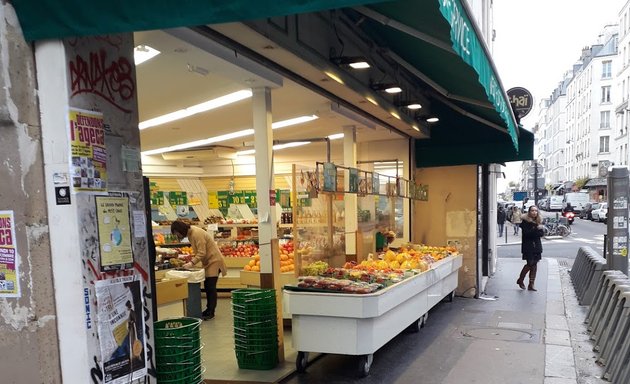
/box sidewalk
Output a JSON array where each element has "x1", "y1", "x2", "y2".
[
  {"x1": 496, "y1": 223, "x2": 523, "y2": 246},
  {"x1": 280, "y1": 257, "x2": 608, "y2": 383}
]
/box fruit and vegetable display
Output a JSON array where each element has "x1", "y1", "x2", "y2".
[
  {"x1": 155, "y1": 246, "x2": 194, "y2": 268},
  {"x1": 220, "y1": 243, "x2": 258, "y2": 258},
  {"x1": 285, "y1": 243, "x2": 459, "y2": 294},
  {"x1": 242, "y1": 241, "x2": 295, "y2": 272}
]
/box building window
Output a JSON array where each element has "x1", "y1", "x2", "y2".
[
  {"x1": 602, "y1": 61, "x2": 612, "y2": 78},
  {"x1": 601, "y1": 86, "x2": 611, "y2": 103},
  {"x1": 600, "y1": 111, "x2": 610, "y2": 129},
  {"x1": 599, "y1": 136, "x2": 610, "y2": 153}
]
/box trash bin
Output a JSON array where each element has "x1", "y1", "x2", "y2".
[
  {"x1": 186, "y1": 282, "x2": 202, "y2": 319},
  {"x1": 154, "y1": 317, "x2": 204, "y2": 383},
  {"x1": 232, "y1": 289, "x2": 278, "y2": 370}
]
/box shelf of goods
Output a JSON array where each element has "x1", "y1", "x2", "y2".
[{"x1": 283, "y1": 254, "x2": 462, "y2": 377}]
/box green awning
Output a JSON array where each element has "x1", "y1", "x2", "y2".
[
  {"x1": 12, "y1": 0, "x2": 390, "y2": 41},
  {"x1": 353, "y1": 0, "x2": 520, "y2": 151}
]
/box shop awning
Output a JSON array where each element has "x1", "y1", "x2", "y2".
[
  {"x1": 584, "y1": 178, "x2": 607, "y2": 187},
  {"x1": 12, "y1": 0, "x2": 389, "y2": 41}
]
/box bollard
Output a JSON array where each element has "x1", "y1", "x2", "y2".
[
  {"x1": 602, "y1": 291, "x2": 630, "y2": 382},
  {"x1": 597, "y1": 290, "x2": 630, "y2": 366},
  {"x1": 589, "y1": 277, "x2": 630, "y2": 334},
  {"x1": 580, "y1": 258, "x2": 607, "y2": 305},
  {"x1": 586, "y1": 270, "x2": 627, "y2": 326},
  {"x1": 592, "y1": 284, "x2": 630, "y2": 352}
]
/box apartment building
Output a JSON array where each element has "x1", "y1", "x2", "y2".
[{"x1": 615, "y1": 2, "x2": 630, "y2": 167}]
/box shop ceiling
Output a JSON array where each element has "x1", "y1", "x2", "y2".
[{"x1": 13, "y1": 0, "x2": 531, "y2": 169}]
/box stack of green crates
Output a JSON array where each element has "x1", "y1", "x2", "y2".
[
  {"x1": 154, "y1": 317, "x2": 204, "y2": 384},
  {"x1": 232, "y1": 288, "x2": 279, "y2": 370}
]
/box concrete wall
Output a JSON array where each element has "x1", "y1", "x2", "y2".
[
  {"x1": 0, "y1": 3, "x2": 62, "y2": 383},
  {"x1": 413, "y1": 165, "x2": 479, "y2": 297}
]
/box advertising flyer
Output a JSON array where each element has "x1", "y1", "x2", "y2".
[
  {"x1": 95, "y1": 276, "x2": 147, "y2": 384},
  {"x1": 96, "y1": 196, "x2": 133, "y2": 271},
  {"x1": 69, "y1": 108, "x2": 107, "y2": 192},
  {"x1": 0, "y1": 211, "x2": 20, "y2": 297}
]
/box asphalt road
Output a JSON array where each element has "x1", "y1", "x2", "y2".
[{"x1": 497, "y1": 211, "x2": 607, "y2": 261}]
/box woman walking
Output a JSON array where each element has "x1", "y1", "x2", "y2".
[
  {"x1": 517, "y1": 206, "x2": 544, "y2": 291},
  {"x1": 511, "y1": 206, "x2": 522, "y2": 235}
]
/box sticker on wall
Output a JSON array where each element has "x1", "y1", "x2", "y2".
[
  {"x1": 96, "y1": 196, "x2": 133, "y2": 271},
  {"x1": 95, "y1": 276, "x2": 147, "y2": 383},
  {"x1": 55, "y1": 186, "x2": 72, "y2": 205},
  {"x1": 68, "y1": 108, "x2": 108, "y2": 193},
  {"x1": 0, "y1": 210, "x2": 20, "y2": 298}
]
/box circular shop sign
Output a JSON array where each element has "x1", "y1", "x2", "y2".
[{"x1": 507, "y1": 87, "x2": 533, "y2": 119}]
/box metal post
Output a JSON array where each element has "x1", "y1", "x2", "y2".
[
  {"x1": 534, "y1": 161, "x2": 539, "y2": 206},
  {"x1": 505, "y1": 224, "x2": 508, "y2": 243},
  {"x1": 606, "y1": 167, "x2": 629, "y2": 273},
  {"x1": 603, "y1": 234, "x2": 607, "y2": 259}
]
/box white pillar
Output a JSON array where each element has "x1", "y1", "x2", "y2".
[
  {"x1": 252, "y1": 87, "x2": 278, "y2": 272},
  {"x1": 344, "y1": 126, "x2": 358, "y2": 256}
]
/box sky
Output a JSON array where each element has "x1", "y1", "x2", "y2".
[{"x1": 491, "y1": 0, "x2": 625, "y2": 191}]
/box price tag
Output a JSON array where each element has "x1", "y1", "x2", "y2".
[{"x1": 207, "y1": 223, "x2": 218, "y2": 231}]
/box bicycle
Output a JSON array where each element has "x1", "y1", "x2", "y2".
[{"x1": 542, "y1": 217, "x2": 571, "y2": 237}]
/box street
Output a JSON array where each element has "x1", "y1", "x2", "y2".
[{"x1": 497, "y1": 212, "x2": 607, "y2": 262}]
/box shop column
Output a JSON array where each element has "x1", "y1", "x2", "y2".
[
  {"x1": 344, "y1": 126, "x2": 358, "y2": 260},
  {"x1": 252, "y1": 87, "x2": 284, "y2": 359}
]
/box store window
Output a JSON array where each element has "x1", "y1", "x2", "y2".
[
  {"x1": 599, "y1": 136, "x2": 610, "y2": 153},
  {"x1": 601, "y1": 86, "x2": 611, "y2": 103},
  {"x1": 600, "y1": 111, "x2": 610, "y2": 129},
  {"x1": 602, "y1": 60, "x2": 612, "y2": 79}
]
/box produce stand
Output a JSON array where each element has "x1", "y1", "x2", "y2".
[{"x1": 283, "y1": 254, "x2": 462, "y2": 377}]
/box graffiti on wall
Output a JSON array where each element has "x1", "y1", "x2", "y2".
[{"x1": 69, "y1": 49, "x2": 135, "y2": 113}]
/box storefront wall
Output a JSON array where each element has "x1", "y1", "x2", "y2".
[
  {"x1": 0, "y1": 4, "x2": 62, "y2": 382},
  {"x1": 412, "y1": 165, "x2": 478, "y2": 297}
]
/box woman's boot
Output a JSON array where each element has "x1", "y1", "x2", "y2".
[
  {"x1": 528, "y1": 264, "x2": 538, "y2": 291},
  {"x1": 517, "y1": 265, "x2": 529, "y2": 290}
]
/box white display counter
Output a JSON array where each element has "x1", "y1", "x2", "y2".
[{"x1": 283, "y1": 254, "x2": 462, "y2": 376}]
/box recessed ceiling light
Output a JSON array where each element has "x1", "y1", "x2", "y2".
[
  {"x1": 236, "y1": 141, "x2": 312, "y2": 156},
  {"x1": 272, "y1": 115, "x2": 318, "y2": 129},
  {"x1": 327, "y1": 133, "x2": 345, "y2": 140},
  {"x1": 324, "y1": 71, "x2": 345, "y2": 84},
  {"x1": 139, "y1": 90, "x2": 252, "y2": 130},
  {"x1": 407, "y1": 103, "x2": 422, "y2": 110},
  {"x1": 427, "y1": 117, "x2": 440, "y2": 123},
  {"x1": 366, "y1": 97, "x2": 378, "y2": 106},
  {"x1": 134, "y1": 45, "x2": 160, "y2": 65},
  {"x1": 142, "y1": 129, "x2": 255, "y2": 156},
  {"x1": 385, "y1": 86, "x2": 402, "y2": 94},
  {"x1": 412, "y1": 125, "x2": 420, "y2": 131},
  {"x1": 391, "y1": 112, "x2": 401, "y2": 120}
]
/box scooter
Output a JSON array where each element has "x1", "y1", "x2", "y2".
[{"x1": 563, "y1": 211, "x2": 575, "y2": 225}]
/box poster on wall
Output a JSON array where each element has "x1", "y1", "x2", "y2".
[
  {"x1": 96, "y1": 196, "x2": 133, "y2": 271},
  {"x1": 0, "y1": 211, "x2": 20, "y2": 297},
  {"x1": 69, "y1": 108, "x2": 107, "y2": 192},
  {"x1": 95, "y1": 276, "x2": 147, "y2": 384}
]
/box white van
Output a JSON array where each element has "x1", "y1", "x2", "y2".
[
  {"x1": 562, "y1": 192, "x2": 590, "y2": 212},
  {"x1": 549, "y1": 195, "x2": 563, "y2": 211}
]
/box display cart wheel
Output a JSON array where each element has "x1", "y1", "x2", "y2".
[
  {"x1": 443, "y1": 290, "x2": 455, "y2": 303},
  {"x1": 406, "y1": 317, "x2": 422, "y2": 333},
  {"x1": 357, "y1": 354, "x2": 373, "y2": 378},
  {"x1": 420, "y1": 313, "x2": 428, "y2": 328},
  {"x1": 296, "y1": 351, "x2": 309, "y2": 373}
]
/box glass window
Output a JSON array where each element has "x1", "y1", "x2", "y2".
[
  {"x1": 599, "y1": 136, "x2": 610, "y2": 153},
  {"x1": 601, "y1": 111, "x2": 610, "y2": 129},
  {"x1": 601, "y1": 86, "x2": 611, "y2": 103},
  {"x1": 602, "y1": 61, "x2": 612, "y2": 78}
]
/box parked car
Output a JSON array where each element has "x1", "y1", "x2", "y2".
[
  {"x1": 549, "y1": 195, "x2": 563, "y2": 211},
  {"x1": 580, "y1": 202, "x2": 600, "y2": 220},
  {"x1": 591, "y1": 203, "x2": 608, "y2": 223}
]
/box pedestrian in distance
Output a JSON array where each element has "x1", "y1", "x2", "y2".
[
  {"x1": 171, "y1": 220, "x2": 227, "y2": 320},
  {"x1": 497, "y1": 205, "x2": 507, "y2": 236},
  {"x1": 517, "y1": 206, "x2": 544, "y2": 291},
  {"x1": 510, "y1": 206, "x2": 522, "y2": 235}
]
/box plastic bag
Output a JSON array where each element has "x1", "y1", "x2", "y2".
[{"x1": 165, "y1": 268, "x2": 205, "y2": 283}]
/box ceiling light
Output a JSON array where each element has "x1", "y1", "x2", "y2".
[
  {"x1": 327, "y1": 133, "x2": 345, "y2": 140},
  {"x1": 427, "y1": 117, "x2": 440, "y2": 123},
  {"x1": 385, "y1": 86, "x2": 402, "y2": 94},
  {"x1": 134, "y1": 45, "x2": 160, "y2": 65},
  {"x1": 390, "y1": 112, "x2": 401, "y2": 120},
  {"x1": 366, "y1": 96, "x2": 378, "y2": 106},
  {"x1": 236, "y1": 141, "x2": 312, "y2": 156},
  {"x1": 407, "y1": 103, "x2": 422, "y2": 110},
  {"x1": 324, "y1": 71, "x2": 345, "y2": 84},
  {"x1": 142, "y1": 129, "x2": 254, "y2": 156},
  {"x1": 412, "y1": 125, "x2": 420, "y2": 131},
  {"x1": 332, "y1": 56, "x2": 371, "y2": 70},
  {"x1": 272, "y1": 115, "x2": 318, "y2": 129},
  {"x1": 371, "y1": 83, "x2": 403, "y2": 94},
  {"x1": 139, "y1": 90, "x2": 253, "y2": 130}
]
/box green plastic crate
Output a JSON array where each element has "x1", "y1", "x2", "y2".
[
  {"x1": 154, "y1": 317, "x2": 201, "y2": 341},
  {"x1": 236, "y1": 349, "x2": 278, "y2": 370}
]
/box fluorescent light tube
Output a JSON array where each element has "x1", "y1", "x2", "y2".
[
  {"x1": 349, "y1": 61, "x2": 370, "y2": 69},
  {"x1": 139, "y1": 90, "x2": 253, "y2": 130},
  {"x1": 142, "y1": 129, "x2": 254, "y2": 155},
  {"x1": 327, "y1": 133, "x2": 344, "y2": 140},
  {"x1": 407, "y1": 103, "x2": 422, "y2": 110},
  {"x1": 385, "y1": 86, "x2": 402, "y2": 94},
  {"x1": 427, "y1": 117, "x2": 440, "y2": 123},
  {"x1": 134, "y1": 45, "x2": 160, "y2": 65},
  {"x1": 272, "y1": 115, "x2": 318, "y2": 129},
  {"x1": 237, "y1": 141, "x2": 312, "y2": 156}
]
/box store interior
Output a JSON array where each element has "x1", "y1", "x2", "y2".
[{"x1": 134, "y1": 24, "x2": 437, "y2": 381}]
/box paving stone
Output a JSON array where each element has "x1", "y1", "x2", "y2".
[{"x1": 545, "y1": 344, "x2": 577, "y2": 379}]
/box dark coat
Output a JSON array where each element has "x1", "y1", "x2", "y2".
[
  {"x1": 497, "y1": 208, "x2": 506, "y2": 224},
  {"x1": 520, "y1": 214, "x2": 544, "y2": 262}
]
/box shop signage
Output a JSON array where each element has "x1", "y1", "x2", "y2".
[
  {"x1": 323, "y1": 162, "x2": 337, "y2": 192},
  {"x1": 95, "y1": 276, "x2": 147, "y2": 383},
  {"x1": 69, "y1": 108, "x2": 108, "y2": 192},
  {"x1": 439, "y1": 0, "x2": 518, "y2": 149},
  {"x1": 167, "y1": 191, "x2": 187, "y2": 206},
  {"x1": 55, "y1": 186, "x2": 72, "y2": 205},
  {"x1": 372, "y1": 174, "x2": 380, "y2": 195},
  {"x1": 96, "y1": 196, "x2": 133, "y2": 272},
  {"x1": 349, "y1": 168, "x2": 359, "y2": 193},
  {"x1": 507, "y1": 87, "x2": 533, "y2": 119},
  {"x1": 0, "y1": 210, "x2": 20, "y2": 298}
]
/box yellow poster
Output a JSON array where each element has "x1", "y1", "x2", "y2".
[
  {"x1": 69, "y1": 108, "x2": 107, "y2": 192},
  {"x1": 0, "y1": 211, "x2": 20, "y2": 297},
  {"x1": 96, "y1": 196, "x2": 133, "y2": 271}
]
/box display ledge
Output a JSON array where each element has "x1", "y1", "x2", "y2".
[
  {"x1": 224, "y1": 257, "x2": 251, "y2": 268},
  {"x1": 155, "y1": 242, "x2": 190, "y2": 247},
  {"x1": 218, "y1": 223, "x2": 258, "y2": 227},
  {"x1": 283, "y1": 254, "x2": 462, "y2": 319},
  {"x1": 240, "y1": 270, "x2": 297, "y2": 287}
]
